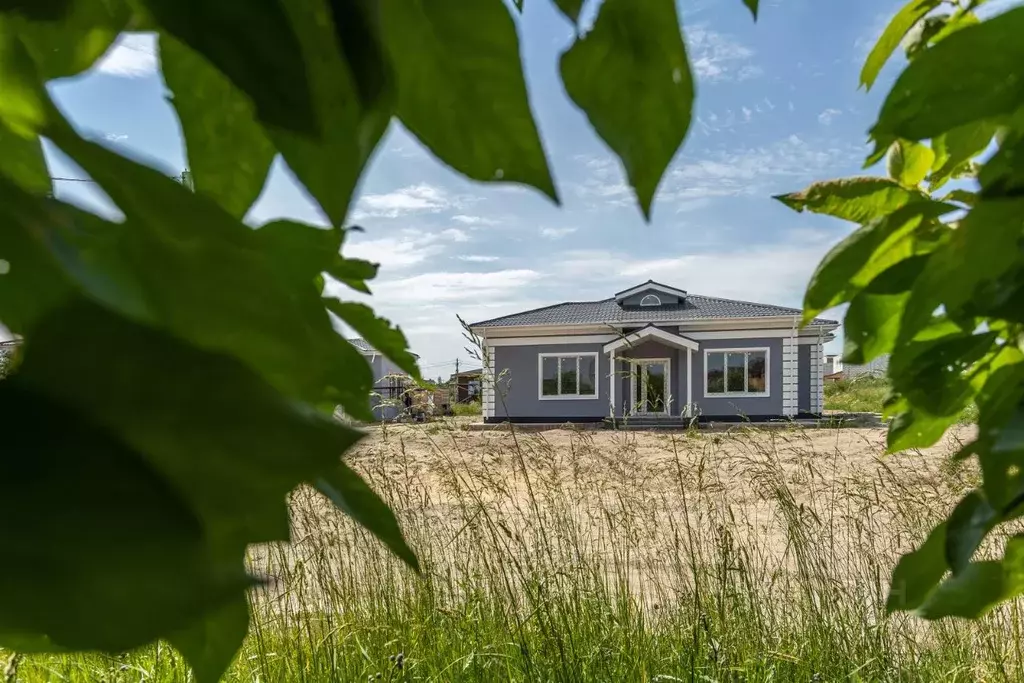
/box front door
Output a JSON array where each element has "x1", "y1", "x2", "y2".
[{"x1": 631, "y1": 359, "x2": 670, "y2": 415}]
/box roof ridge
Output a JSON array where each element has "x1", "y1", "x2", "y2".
[
  {"x1": 686, "y1": 292, "x2": 803, "y2": 314},
  {"x1": 469, "y1": 297, "x2": 612, "y2": 327}
]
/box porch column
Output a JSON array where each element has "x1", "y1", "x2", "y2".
[
  {"x1": 609, "y1": 348, "x2": 616, "y2": 418},
  {"x1": 686, "y1": 347, "x2": 693, "y2": 417}
]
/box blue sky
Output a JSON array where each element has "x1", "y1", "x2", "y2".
[{"x1": 37, "y1": 0, "x2": 1019, "y2": 380}]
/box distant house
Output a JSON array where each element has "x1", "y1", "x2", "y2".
[
  {"x1": 350, "y1": 338, "x2": 421, "y2": 421},
  {"x1": 468, "y1": 280, "x2": 839, "y2": 423},
  {"x1": 825, "y1": 353, "x2": 889, "y2": 381},
  {"x1": 449, "y1": 368, "x2": 482, "y2": 404}
]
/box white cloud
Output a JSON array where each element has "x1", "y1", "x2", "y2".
[
  {"x1": 371, "y1": 269, "x2": 543, "y2": 304},
  {"x1": 93, "y1": 33, "x2": 158, "y2": 78},
  {"x1": 539, "y1": 226, "x2": 578, "y2": 239},
  {"x1": 685, "y1": 25, "x2": 760, "y2": 83},
  {"x1": 455, "y1": 255, "x2": 500, "y2": 263},
  {"x1": 452, "y1": 215, "x2": 498, "y2": 226},
  {"x1": 440, "y1": 228, "x2": 470, "y2": 242},
  {"x1": 341, "y1": 226, "x2": 470, "y2": 269},
  {"x1": 818, "y1": 108, "x2": 843, "y2": 126},
  {"x1": 351, "y1": 183, "x2": 461, "y2": 219}
]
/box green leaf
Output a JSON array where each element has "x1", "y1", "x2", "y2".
[
  {"x1": 268, "y1": 0, "x2": 393, "y2": 226},
  {"x1": 0, "y1": 0, "x2": 71, "y2": 20},
  {"x1": 251, "y1": 220, "x2": 379, "y2": 294},
  {"x1": 166, "y1": 597, "x2": 249, "y2": 683},
  {"x1": 138, "y1": 0, "x2": 318, "y2": 136},
  {"x1": 553, "y1": 0, "x2": 583, "y2": 23},
  {"x1": 0, "y1": 378, "x2": 251, "y2": 652},
  {"x1": 860, "y1": 0, "x2": 941, "y2": 90},
  {"x1": 887, "y1": 139, "x2": 934, "y2": 186},
  {"x1": 843, "y1": 291, "x2": 909, "y2": 366},
  {"x1": 939, "y1": 188, "x2": 977, "y2": 206},
  {"x1": 324, "y1": 299, "x2": 420, "y2": 379},
  {"x1": 898, "y1": 198, "x2": 1024, "y2": 344},
  {"x1": 160, "y1": 35, "x2": 276, "y2": 219},
  {"x1": 903, "y1": 14, "x2": 949, "y2": 60},
  {"x1": 0, "y1": 19, "x2": 50, "y2": 137},
  {"x1": 18, "y1": 298, "x2": 363, "y2": 547},
  {"x1": 774, "y1": 177, "x2": 926, "y2": 225},
  {"x1": 382, "y1": 0, "x2": 556, "y2": 202},
  {"x1": 12, "y1": 0, "x2": 129, "y2": 80},
  {"x1": 930, "y1": 121, "x2": 996, "y2": 191},
  {"x1": 916, "y1": 536, "x2": 1024, "y2": 619},
  {"x1": 801, "y1": 200, "x2": 950, "y2": 320},
  {"x1": 315, "y1": 461, "x2": 420, "y2": 571},
  {"x1": 886, "y1": 520, "x2": 947, "y2": 613},
  {"x1": 945, "y1": 491, "x2": 997, "y2": 574},
  {"x1": 887, "y1": 404, "x2": 956, "y2": 451},
  {"x1": 0, "y1": 122, "x2": 50, "y2": 194},
  {"x1": 560, "y1": 0, "x2": 692, "y2": 219},
  {"x1": 891, "y1": 330, "x2": 997, "y2": 417},
  {"x1": 741, "y1": 0, "x2": 758, "y2": 20},
  {"x1": 43, "y1": 121, "x2": 375, "y2": 416},
  {"x1": 870, "y1": 7, "x2": 1024, "y2": 150}
]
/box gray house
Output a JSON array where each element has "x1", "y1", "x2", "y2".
[
  {"x1": 350, "y1": 337, "x2": 420, "y2": 421},
  {"x1": 469, "y1": 281, "x2": 838, "y2": 423}
]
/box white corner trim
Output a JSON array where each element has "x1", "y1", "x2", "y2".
[
  {"x1": 781, "y1": 338, "x2": 798, "y2": 416},
  {"x1": 603, "y1": 326, "x2": 699, "y2": 354},
  {"x1": 537, "y1": 351, "x2": 601, "y2": 400},
  {"x1": 702, "y1": 347, "x2": 771, "y2": 399}
]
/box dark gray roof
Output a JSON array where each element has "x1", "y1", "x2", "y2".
[{"x1": 470, "y1": 294, "x2": 838, "y2": 328}]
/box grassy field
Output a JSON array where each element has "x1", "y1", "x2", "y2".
[
  {"x1": 7, "y1": 421, "x2": 1020, "y2": 682},
  {"x1": 823, "y1": 376, "x2": 890, "y2": 413}
]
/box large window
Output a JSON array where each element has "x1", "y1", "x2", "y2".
[
  {"x1": 705, "y1": 349, "x2": 768, "y2": 396},
  {"x1": 540, "y1": 353, "x2": 598, "y2": 399}
]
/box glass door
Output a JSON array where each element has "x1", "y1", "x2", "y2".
[{"x1": 631, "y1": 360, "x2": 669, "y2": 415}]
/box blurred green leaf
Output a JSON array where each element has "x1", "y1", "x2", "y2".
[
  {"x1": 561, "y1": 0, "x2": 692, "y2": 219},
  {"x1": 0, "y1": 19, "x2": 50, "y2": 136},
  {"x1": 742, "y1": 0, "x2": 758, "y2": 20},
  {"x1": 870, "y1": 7, "x2": 1024, "y2": 151},
  {"x1": 166, "y1": 597, "x2": 249, "y2": 683},
  {"x1": 860, "y1": 0, "x2": 941, "y2": 90},
  {"x1": 12, "y1": 0, "x2": 129, "y2": 80},
  {"x1": 843, "y1": 291, "x2": 908, "y2": 366},
  {"x1": 553, "y1": 0, "x2": 583, "y2": 22},
  {"x1": 139, "y1": 0, "x2": 318, "y2": 136},
  {"x1": 930, "y1": 121, "x2": 995, "y2": 191},
  {"x1": 891, "y1": 330, "x2": 996, "y2": 417},
  {"x1": 161, "y1": 35, "x2": 276, "y2": 219},
  {"x1": 0, "y1": 0, "x2": 71, "y2": 20},
  {"x1": 44, "y1": 123, "x2": 375, "y2": 416},
  {"x1": 774, "y1": 177, "x2": 926, "y2": 224},
  {"x1": 325, "y1": 299, "x2": 420, "y2": 378},
  {"x1": 382, "y1": 0, "x2": 556, "y2": 202},
  {"x1": 945, "y1": 491, "x2": 997, "y2": 574},
  {"x1": 939, "y1": 188, "x2": 977, "y2": 206},
  {"x1": 898, "y1": 198, "x2": 1024, "y2": 344},
  {"x1": 886, "y1": 520, "x2": 947, "y2": 612},
  {"x1": 0, "y1": 376, "x2": 250, "y2": 652},
  {"x1": 271, "y1": 0, "x2": 393, "y2": 226},
  {"x1": 315, "y1": 461, "x2": 420, "y2": 571},
  {"x1": 0, "y1": 121, "x2": 50, "y2": 194},
  {"x1": 251, "y1": 220, "x2": 379, "y2": 294},
  {"x1": 801, "y1": 200, "x2": 950, "y2": 320},
  {"x1": 917, "y1": 536, "x2": 1024, "y2": 619},
  {"x1": 887, "y1": 139, "x2": 934, "y2": 186}
]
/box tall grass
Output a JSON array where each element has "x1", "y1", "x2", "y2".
[
  {"x1": 9, "y1": 423, "x2": 1021, "y2": 682},
  {"x1": 824, "y1": 376, "x2": 889, "y2": 413}
]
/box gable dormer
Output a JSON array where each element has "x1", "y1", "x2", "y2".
[{"x1": 614, "y1": 280, "x2": 687, "y2": 308}]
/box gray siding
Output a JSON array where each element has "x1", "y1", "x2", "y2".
[
  {"x1": 798, "y1": 344, "x2": 811, "y2": 414},
  {"x1": 493, "y1": 343, "x2": 610, "y2": 420},
  {"x1": 368, "y1": 354, "x2": 407, "y2": 421},
  {"x1": 689, "y1": 337, "x2": 784, "y2": 418}
]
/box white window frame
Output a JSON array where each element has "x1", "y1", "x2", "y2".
[
  {"x1": 703, "y1": 347, "x2": 770, "y2": 398},
  {"x1": 629, "y1": 357, "x2": 672, "y2": 416},
  {"x1": 639, "y1": 294, "x2": 662, "y2": 307},
  {"x1": 538, "y1": 352, "x2": 600, "y2": 400}
]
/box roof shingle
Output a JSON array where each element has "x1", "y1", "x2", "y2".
[{"x1": 470, "y1": 294, "x2": 837, "y2": 328}]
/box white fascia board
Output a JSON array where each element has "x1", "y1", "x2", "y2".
[{"x1": 603, "y1": 326, "x2": 699, "y2": 353}]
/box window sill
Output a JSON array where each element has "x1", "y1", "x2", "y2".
[
  {"x1": 704, "y1": 392, "x2": 770, "y2": 399},
  {"x1": 539, "y1": 394, "x2": 600, "y2": 400}
]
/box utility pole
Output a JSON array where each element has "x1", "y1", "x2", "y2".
[{"x1": 454, "y1": 358, "x2": 459, "y2": 404}]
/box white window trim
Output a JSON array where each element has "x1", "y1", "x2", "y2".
[
  {"x1": 639, "y1": 294, "x2": 661, "y2": 307},
  {"x1": 538, "y1": 352, "x2": 600, "y2": 400},
  {"x1": 703, "y1": 347, "x2": 770, "y2": 398}
]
